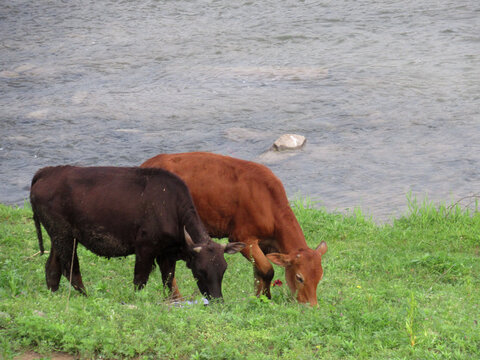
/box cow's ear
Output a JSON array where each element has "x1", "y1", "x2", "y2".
[
  {"x1": 193, "y1": 247, "x2": 202, "y2": 253},
  {"x1": 266, "y1": 253, "x2": 291, "y2": 267},
  {"x1": 315, "y1": 241, "x2": 327, "y2": 256},
  {"x1": 223, "y1": 242, "x2": 246, "y2": 254}
]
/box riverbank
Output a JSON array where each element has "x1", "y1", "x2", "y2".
[{"x1": 1, "y1": 200, "x2": 479, "y2": 359}]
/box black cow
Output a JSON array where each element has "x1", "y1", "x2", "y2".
[{"x1": 30, "y1": 166, "x2": 245, "y2": 299}]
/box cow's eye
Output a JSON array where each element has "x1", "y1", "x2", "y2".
[{"x1": 295, "y1": 274, "x2": 304, "y2": 283}]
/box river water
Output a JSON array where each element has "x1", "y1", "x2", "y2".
[{"x1": 1, "y1": 0, "x2": 479, "y2": 222}]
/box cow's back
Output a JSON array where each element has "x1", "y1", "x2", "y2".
[
  {"x1": 31, "y1": 166, "x2": 147, "y2": 221},
  {"x1": 30, "y1": 166, "x2": 193, "y2": 256},
  {"x1": 141, "y1": 152, "x2": 290, "y2": 240}
]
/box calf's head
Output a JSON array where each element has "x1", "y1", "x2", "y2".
[
  {"x1": 184, "y1": 229, "x2": 245, "y2": 299},
  {"x1": 267, "y1": 241, "x2": 327, "y2": 306}
]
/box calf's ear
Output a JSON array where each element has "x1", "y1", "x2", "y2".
[
  {"x1": 266, "y1": 253, "x2": 291, "y2": 267},
  {"x1": 315, "y1": 241, "x2": 327, "y2": 256},
  {"x1": 223, "y1": 242, "x2": 246, "y2": 254}
]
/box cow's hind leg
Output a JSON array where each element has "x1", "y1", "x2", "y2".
[
  {"x1": 239, "y1": 238, "x2": 274, "y2": 299},
  {"x1": 45, "y1": 247, "x2": 62, "y2": 292},
  {"x1": 61, "y1": 244, "x2": 87, "y2": 296},
  {"x1": 42, "y1": 222, "x2": 86, "y2": 295},
  {"x1": 157, "y1": 256, "x2": 182, "y2": 300}
]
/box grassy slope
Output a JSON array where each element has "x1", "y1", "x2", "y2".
[{"x1": 0, "y1": 199, "x2": 479, "y2": 359}]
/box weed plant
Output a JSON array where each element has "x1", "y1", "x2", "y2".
[{"x1": 0, "y1": 198, "x2": 479, "y2": 359}]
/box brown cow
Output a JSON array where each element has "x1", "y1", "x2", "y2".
[
  {"x1": 141, "y1": 152, "x2": 327, "y2": 306},
  {"x1": 30, "y1": 166, "x2": 245, "y2": 299}
]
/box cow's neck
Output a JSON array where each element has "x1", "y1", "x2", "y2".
[{"x1": 274, "y1": 206, "x2": 308, "y2": 253}]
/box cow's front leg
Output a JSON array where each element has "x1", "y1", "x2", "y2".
[
  {"x1": 133, "y1": 249, "x2": 155, "y2": 290},
  {"x1": 238, "y1": 238, "x2": 274, "y2": 299},
  {"x1": 157, "y1": 256, "x2": 182, "y2": 300}
]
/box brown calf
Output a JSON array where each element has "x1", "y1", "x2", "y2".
[{"x1": 141, "y1": 152, "x2": 327, "y2": 306}]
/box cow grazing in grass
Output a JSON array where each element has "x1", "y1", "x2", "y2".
[
  {"x1": 141, "y1": 152, "x2": 327, "y2": 306},
  {"x1": 30, "y1": 166, "x2": 245, "y2": 299}
]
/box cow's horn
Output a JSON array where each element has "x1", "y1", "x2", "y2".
[{"x1": 184, "y1": 227, "x2": 194, "y2": 247}]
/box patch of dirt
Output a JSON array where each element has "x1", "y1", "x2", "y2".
[{"x1": 14, "y1": 350, "x2": 76, "y2": 360}]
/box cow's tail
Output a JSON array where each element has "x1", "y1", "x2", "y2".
[
  {"x1": 30, "y1": 170, "x2": 44, "y2": 255},
  {"x1": 33, "y1": 211, "x2": 44, "y2": 254}
]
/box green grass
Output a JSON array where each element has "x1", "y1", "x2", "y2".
[{"x1": 1, "y1": 198, "x2": 479, "y2": 359}]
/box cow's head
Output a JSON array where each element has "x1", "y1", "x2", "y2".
[
  {"x1": 266, "y1": 241, "x2": 327, "y2": 306},
  {"x1": 184, "y1": 228, "x2": 245, "y2": 300}
]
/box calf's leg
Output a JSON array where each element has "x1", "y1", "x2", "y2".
[{"x1": 239, "y1": 238, "x2": 274, "y2": 299}]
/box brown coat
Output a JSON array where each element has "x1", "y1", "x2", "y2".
[{"x1": 141, "y1": 152, "x2": 327, "y2": 306}]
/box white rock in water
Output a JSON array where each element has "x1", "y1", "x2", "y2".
[{"x1": 272, "y1": 134, "x2": 306, "y2": 151}]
